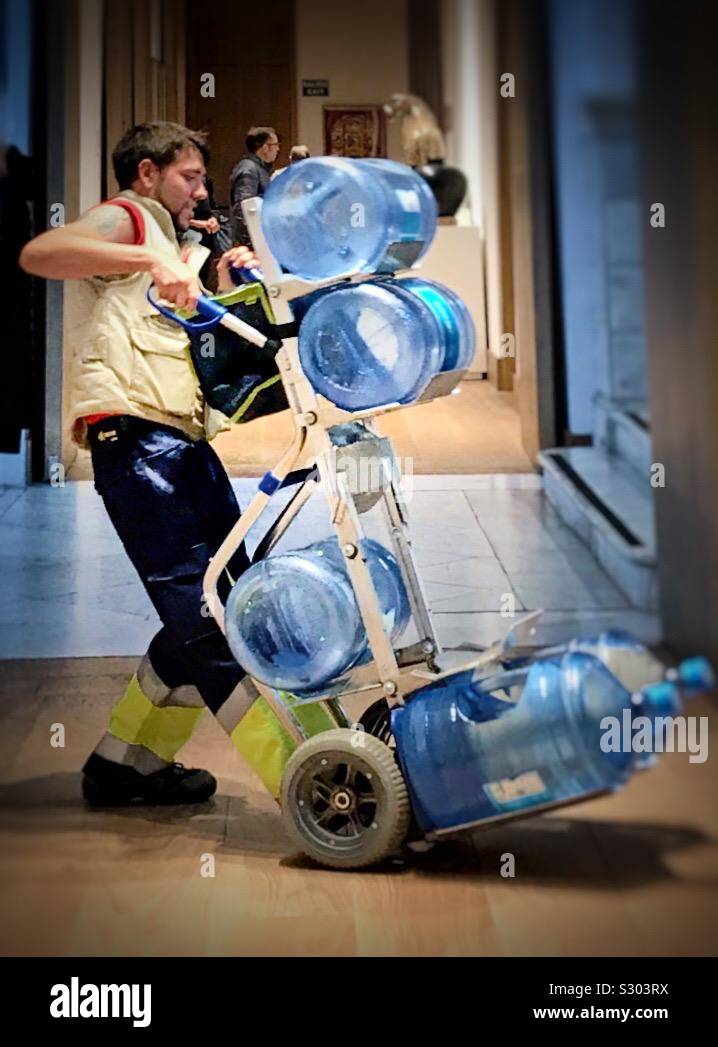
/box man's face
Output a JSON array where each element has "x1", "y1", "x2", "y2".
[
  {"x1": 256, "y1": 134, "x2": 280, "y2": 165},
  {"x1": 154, "y1": 146, "x2": 208, "y2": 230}
]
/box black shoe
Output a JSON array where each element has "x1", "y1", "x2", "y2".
[{"x1": 82, "y1": 752, "x2": 217, "y2": 807}]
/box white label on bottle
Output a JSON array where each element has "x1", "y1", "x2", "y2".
[{"x1": 485, "y1": 771, "x2": 547, "y2": 807}]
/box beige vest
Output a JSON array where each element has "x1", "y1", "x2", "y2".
[{"x1": 69, "y1": 190, "x2": 229, "y2": 449}]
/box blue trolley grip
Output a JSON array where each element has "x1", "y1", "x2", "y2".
[
  {"x1": 146, "y1": 284, "x2": 281, "y2": 351},
  {"x1": 230, "y1": 263, "x2": 264, "y2": 285}
]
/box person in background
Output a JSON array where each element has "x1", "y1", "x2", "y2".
[
  {"x1": 271, "y1": 144, "x2": 311, "y2": 181},
  {"x1": 186, "y1": 175, "x2": 222, "y2": 289},
  {"x1": 189, "y1": 175, "x2": 220, "y2": 243},
  {"x1": 229, "y1": 126, "x2": 280, "y2": 246}
]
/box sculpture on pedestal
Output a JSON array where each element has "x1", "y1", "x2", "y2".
[{"x1": 382, "y1": 92, "x2": 467, "y2": 217}]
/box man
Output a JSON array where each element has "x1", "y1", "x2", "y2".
[
  {"x1": 19, "y1": 121, "x2": 317, "y2": 806},
  {"x1": 229, "y1": 126, "x2": 280, "y2": 246}
]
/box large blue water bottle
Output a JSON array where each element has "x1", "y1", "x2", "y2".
[
  {"x1": 260, "y1": 157, "x2": 438, "y2": 280},
  {"x1": 541, "y1": 630, "x2": 667, "y2": 694},
  {"x1": 392, "y1": 649, "x2": 713, "y2": 833},
  {"x1": 224, "y1": 538, "x2": 411, "y2": 692},
  {"x1": 224, "y1": 550, "x2": 365, "y2": 692},
  {"x1": 397, "y1": 277, "x2": 476, "y2": 372},
  {"x1": 298, "y1": 281, "x2": 442, "y2": 410},
  {"x1": 314, "y1": 536, "x2": 411, "y2": 642}
]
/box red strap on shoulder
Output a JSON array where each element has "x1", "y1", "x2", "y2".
[{"x1": 94, "y1": 198, "x2": 146, "y2": 245}]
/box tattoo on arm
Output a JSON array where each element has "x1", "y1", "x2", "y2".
[{"x1": 80, "y1": 205, "x2": 135, "y2": 243}]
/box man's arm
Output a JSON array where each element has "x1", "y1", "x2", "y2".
[{"x1": 19, "y1": 204, "x2": 202, "y2": 309}]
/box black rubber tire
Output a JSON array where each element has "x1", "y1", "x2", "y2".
[{"x1": 280, "y1": 728, "x2": 411, "y2": 870}]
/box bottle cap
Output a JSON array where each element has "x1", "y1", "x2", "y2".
[
  {"x1": 642, "y1": 680, "x2": 680, "y2": 716},
  {"x1": 677, "y1": 657, "x2": 715, "y2": 694}
]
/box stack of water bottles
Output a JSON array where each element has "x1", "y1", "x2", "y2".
[
  {"x1": 221, "y1": 157, "x2": 477, "y2": 697},
  {"x1": 260, "y1": 156, "x2": 476, "y2": 411}
]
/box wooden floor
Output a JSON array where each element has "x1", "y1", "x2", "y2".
[
  {"x1": 66, "y1": 381, "x2": 533, "y2": 479},
  {"x1": 1, "y1": 655, "x2": 716, "y2": 957}
]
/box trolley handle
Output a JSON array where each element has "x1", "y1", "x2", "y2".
[
  {"x1": 146, "y1": 284, "x2": 282, "y2": 351},
  {"x1": 230, "y1": 263, "x2": 264, "y2": 285}
]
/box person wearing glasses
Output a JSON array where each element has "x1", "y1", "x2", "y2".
[{"x1": 229, "y1": 126, "x2": 280, "y2": 246}]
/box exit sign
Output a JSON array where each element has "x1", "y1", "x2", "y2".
[{"x1": 302, "y1": 79, "x2": 329, "y2": 97}]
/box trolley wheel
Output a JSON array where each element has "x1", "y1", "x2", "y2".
[{"x1": 280, "y1": 728, "x2": 411, "y2": 870}]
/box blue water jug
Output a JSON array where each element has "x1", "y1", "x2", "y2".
[
  {"x1": 392, "y1": 649, "x2": 711, "y2": 833},
  {"x1": 224, "y1": 551, "x2": 366, "y2": 692},
  {"x1": 537, "y1": 629, "x2": 688, "y2": 696},
  {"x1": 298, "y1": 281, "x2": 442, "y2": 410},
  {"x1": 397, "y1": 277, "x2": 476, "y2": 372},
  {"x1": 224, "y1": 538, "x2": 411, "y2": 692},
  {"x1": 260, "y1": 157, "x2": 438, "y2": 280},
  {"x1": 314, "y1": 537, "x2": 411, "y2": 643}
]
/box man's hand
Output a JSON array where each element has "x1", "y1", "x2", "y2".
[
  {"x1": 149, "y1": 256, "x2": 202, "y2": 311},
  {"x1": 189, "y1": 216, "x2": 220, "y2": 235},
  {"x1": 216, "y1": 245, "x2": 261, "y2": 292}
]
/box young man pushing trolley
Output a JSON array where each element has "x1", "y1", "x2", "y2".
[{"x1": 20, "y1": 121, "x2": 299, "y2": 806}]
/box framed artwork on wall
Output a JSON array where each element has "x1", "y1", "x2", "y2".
[{"x1": 323, "y1": 106, "x2": 387, "y2": 158}]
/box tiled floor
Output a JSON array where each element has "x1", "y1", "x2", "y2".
[{"x1": 0, "y1": 475, "x2": 659, "y2": 661}]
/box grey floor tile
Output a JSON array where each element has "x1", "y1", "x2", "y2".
[
  {"x1": 0, "y1": 617, "x2": 157, "y2": 660},
  {"x1": 410, "y1": 524, "x2": 494, "y2": 561},
  {"x1": 0, "y1": 477, "x2": 655, "y2": 659},
  {"x1": 0, "y1": 487, "x2": 25, "y2": 520},
  {"x1": 512, "y1": 577, "x2": 628, "y2": 610},
  {"x1": 408, "y1": 490, "x2": 482, "y2": 527},
  {"x1": 497, "y1": 547, "x2": 629, "y2": 610},
  {"x1": 410, "y1": 474, "x2": 541, "y2": 491},
  {"x1": 433, "y1": 608, "x2": 662, "y2": 658},
  {"x1": 465, "y1": 488, "x2": 549, "y2": 520},
  {"x1": 423, "y1": 558, "x2": 521, "y2": 613}
]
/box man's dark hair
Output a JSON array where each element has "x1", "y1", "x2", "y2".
[
  {"x1": 112, "y1": 122, "x2": 209, "y2": 190},
  {"x1": 245, "y1": 126, "x2": 278, "y2": 153}
]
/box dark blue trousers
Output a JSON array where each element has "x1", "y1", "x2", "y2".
[{"x1": 89, "y1": 416, "x2": 251, "y2": 713}]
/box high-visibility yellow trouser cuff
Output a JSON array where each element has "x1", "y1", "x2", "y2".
[
  {"x1": 108, "y1": 674, "x2": 205, "y2": 764},
  {"x1": 230, "y1": 695, "x2": 336, "y2": 800}
]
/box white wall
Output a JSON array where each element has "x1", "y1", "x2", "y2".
[
  {"x1": 476, "y1": 0, "x2": 503, "y2": 362},
  {"x1": 441, "y1": 0, "x2": 499, "y2": 367},
  {"x1": 295, "y1": 0, "x2": 409, "y2": 159}
]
